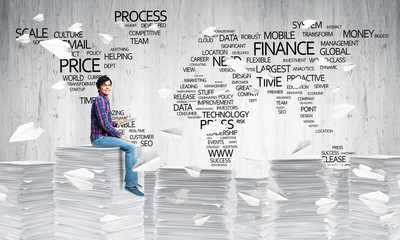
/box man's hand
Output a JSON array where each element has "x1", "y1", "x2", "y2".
[
  {"x1": 121, "y1": 136, "x2": 131, "y2": 142},
  {"x1": 116, "y1": 119, "x2": 128, "y2": 125}
]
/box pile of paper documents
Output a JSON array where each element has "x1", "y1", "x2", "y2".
[
  {"x1": 270, "y1": 157, "x2": 329, "y2": 239},
  {"x1": 349, "y1": 155, "x2": 400, "y2": 239},
  {"x1": 54, "y1": 146, "x2": 145, "y2": 240},
  {"x1": 144, "y1": 171, "x2": 156, "y2": 240},
  {"x1": 154, "y1": 167, "x2": 237, "y2": 239},
  {"x1": 234, "y1": 177, "x2": 272, "y2": 239},
  {"x1": 0, "y1": 161, "x2": 54, "y2": 239}
]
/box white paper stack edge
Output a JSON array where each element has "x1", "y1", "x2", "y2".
[
  {"x1": 349, "y1": 155, "x2": 400, "y2": 239},
  {"x1": 270, "y1": 157, "x2": 330, "y2": 240},
  {"x1": 234, "y1": 177, "x2": 272, "y2": 239},
  {"x1": 318, "y1": 168, "x2": 350, "y2": 240},
  {"x1": 154, "y1": 167, "x2": 237, "y2": 240},
  {"x1": 54, "y1": 146, "x2": 145, "y2": 240},
  {"x1": 0, "y1": 161, "x2": 54, "y2": 240},
  {"x1": 144, "y1": 171, "x2": 156, "y2": 240}
]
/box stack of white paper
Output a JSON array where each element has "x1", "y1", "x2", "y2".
[
  {"x1": 54, "y1": 146, "x2": 145, "y2": 240},
  {"x1": 154, "y1": 167, "x2": 237, "y2": 239},
  {"x1": 318, "y1": 168, "x2": 350, "y2": 239},
  {"x1": 234, "y1": 178, "x2": 272, "y2": 239},
  {"x1": 270, "y1": 157, "x2": 329, "y2": 239},
  {"x1": 349, "y1": 155, "x2": 400, "y2": 239},
  {"x1": 144, "y1": 171, "x2": 156, "y2": 239},
  {"x1": 0, "y1": 161, "x2": 54, "y2": 240}
]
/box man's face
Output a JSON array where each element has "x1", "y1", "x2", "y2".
[{"x1": 98, "y1": 80, "x2": 112, "y2": 96}]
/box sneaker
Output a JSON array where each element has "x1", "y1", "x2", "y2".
[{"x1": 124, "y1": 186, "x2": 144, "y2": 196}]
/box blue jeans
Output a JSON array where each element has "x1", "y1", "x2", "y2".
[{"x1": 91, "y1": 136, "x2": 138, "y2": 187}]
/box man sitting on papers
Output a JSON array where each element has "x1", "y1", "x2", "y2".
[{"x1": 90, "y1": 75, "x2": 144, "y2": 196}]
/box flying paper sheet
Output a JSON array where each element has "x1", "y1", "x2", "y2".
[
  {"x1": 315, "y1": 198, "x2": 338, "y2": 214},
  {"x1": 332, "y1": 103, "x2": 355, "y2": 119},
  {"x1": 51, "y1": 81, "x2": 67, "y2": 90},
  {"x1": 158, "y1": 88, "x2": 172, "y2": 98},
  {"x1": 316, "y1": 57, "x2": 331, "y2": 66},
  {"x1": 9, "y1": 122, "x2": 44, "y2": 142},
  {"x1": 352, "y1": 164, "x2": 385, "y2": 181},
  {"x1": 0, "y1": 185, "x2": 8, "y2": 201},
  {"x1": 380, "y1": 212, "x2": 395, "y2": 223},
  {"x1": 342, "y1": 62, "x2": 357, "y2": 72},
  {"x1": 238, "y1": 190, "x2": 262, "y2": 206},
  {"x1": 148, "y1": 23, "x2": 159, "y2": 32},
  {"x1": 184, "y1": 165, "x2": 202, "y2": 177},
  {"x1": 63, "y1": 168, "x2": 95, "y2": 191},
  {"x1": 133, "y1": 150, "x2": 163, "y2": 171},
  {"x1": 33, "y1": 14, "x2": 44, "y2": 22},
  {"x1": 292, "y1": 140, "x2": 312, "y2": 154},
  {"x1": 193, "y1": 214, "x2": 211, "y2": 226},
  {"x1": 202, "y1": 120, "x2": 226, "y2": 134},
  {"x1": 226, "y1": 58, "x2": 248, "y2": 73},
  {"x1": 260, "y1": 72, "x2": 275, "y2": 80},
  {"x1": 359, "y1": 191, "x2": 389, "y2": 215},
  {"x1": 165, "y1": 188, "x2": 189, "y2": 205},
  {"x1": 331, "y1": 86, "x2": 342, "y2": 93},
  {"x1": 39, "y1": 39, "x2": 72, "y2": 59},
  {"x1": 161, "y1": 127, "x2": 183, "y2": 138},
  {"x1": 99, "y1": 33, "x2": 113, "y2": 44},
  {"x1": 291, "y1": 76, "x2": 306, "y2": 88},
  {"x1": 16, "y1": 34, "x2": 30, "y2": 44},
  {"x1": 115, "y1": 21, "x2": 126, "y2": 29},
  {"x1": 68, "y1": 22, "x2": 82, "y2": 33},
  {"x1": 265, "y1": 183, "x2": 288, "y2": 201},
  {"x1": 301, "y1": 19, "x2": 317, "y2": 29},
  {"x1": 202, "y1": 26, "x2": 216, "y2": 37}
]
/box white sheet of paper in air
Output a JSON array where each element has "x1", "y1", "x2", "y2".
[
  {"x1": 51, "y1": 81, "x2": 67, "y2": 90},
  {"x1": 352, "y1": 164, "x2": 385, "y2": 181},
  {"x1": 134, "y1": 150, "x2": 162, "y2": 171},
  {"x1": 68, "y1": 22, "x2": 82, "y2": 33},
  {"x1": 226, "y1": 58, "x2": 248, "y2": 73},
  {"x1": 380, "y1": 212, "x2": 395, "y2": 223},
  {"x1": 202, "y1": 26, "x2": 216, "y2": 37},
  {"x1": 238, "y1": 190, "x2": 262, "y2": 206},
  {"x1": 0, "y1": 185, "x2": 8, "y2": 201},
  {"x1": 63, "y1": 168, "x2": 94, "y2": 190},
  {"x1": 359, "y1": 191, "x2": 389, "y2": 214},
  {"x1": 246, "y1": 213, "x2": 262, "y2": 224},
  {"x1": 332, "y1": 103, "x2": 355, "y2": 119},
  {"x1": 202, "y1": 120, "x2": 226, "y2": 134},
  {"x1": 342, "y1": 62, "x2": 357, "y2": 72},
  {"x1": 92, "y1": 169, "x2": 105, "y2": 174},
  {"x1": 260, "y1": 72, "x2": 275, "y2": 80},
  {"x1": 40, "y1": 39, "x2": 72, "y2": 59},
  {"x1": 249, "y1": 87, "x2": 259, "y2": 94},
  {"x1": 99, "y1": 33, "x2": 113, "y2": 44},
  {"x1": 158, "y1": 88, "x2": 172, "y2": 98},
  {"x1": 33, "y1": 14, "x2": 44, "y2": 22},
  {"x1": 292, "y1": 140, "x2": 311, "y2": 154},
  {"x1": 331, "y1": 86, "x2": 342, "y2": 93},
  {"x1": 193, "y1": 214, "x2": 211, "y2": 226},
  {"x1": 316, "y1": 57, "x2": 331, "y2": 66},
  {"x1": 265, "y1": 183, "x2": 288, "y2": 201},
  {"x1": 16, "y1": 34, "x2": 30, "y2": 44},
  {"x1": 301, "y1": 19, "x2": 317, "y2": 29},
  {"x1": 184, "y1": 165, "x2": 202, "y2": 177},
  {"x1": 315, "y1": 198, "x2": 337, "y2": 214},
  {"x1": 161, "y1": 127, "x2": 183, "y2": 138},
  {"x1": 291, "y1": 76, "x2": 305, "y2": 88},
  {"x1": 115, "y1": 21, "x2": 126, "y2": 29},
  {"x1": 166, "y1": 188, "x2": 189, "y2": 205},
  {"x1": 148, "y1": 23, "x2": 159, "y2": 32},
  {"x1": 9, "y1": 122, "x2": 44, "y2": 142}
]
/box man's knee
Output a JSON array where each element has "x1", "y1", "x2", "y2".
[{"x1": 124, "y1": 144, "x2": 136, "y2": 154}]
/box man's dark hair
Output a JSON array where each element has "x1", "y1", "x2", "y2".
[{"x1": 96, "y1": 75, "x2": 112, "y2": 92}]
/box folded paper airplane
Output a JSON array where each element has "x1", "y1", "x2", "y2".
[
  {"x1": 202, "y1": 26, "x2": 216, "y2": 37},
  {"x1": 9, "y1": 122, "x2": 44, "y2": 142},
  {"x1": 39, "y1": 39, "x2": 72, "y2": 59},
  {"x1": 16, "y1": 34, "x2": 30, "y2": 44},
  {"x1": 68, "y1": 22, "x2": 82, "y2": 33}
]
